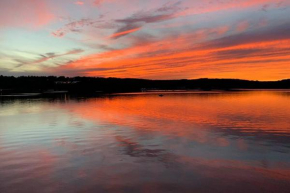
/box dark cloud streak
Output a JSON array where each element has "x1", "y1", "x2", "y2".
[
  {"x1": 110, "y1": 1, "x2": 184, "y2": 39},
  {"x1": 203, "y1": 22, "x2": 290, "y2": 49}
]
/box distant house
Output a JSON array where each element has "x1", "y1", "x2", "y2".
[{"x1": 55, "y1": 81, "x2": 80, "y2": 84}]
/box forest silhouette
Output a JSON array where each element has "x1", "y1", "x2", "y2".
[{"x1": 0, "y1": 75, "x2": 290, "y2": 95}]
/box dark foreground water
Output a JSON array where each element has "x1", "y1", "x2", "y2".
[{"x1": 0, "y1": 91, "x2": 290, "y2": 193}]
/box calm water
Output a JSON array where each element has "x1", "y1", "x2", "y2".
[{"x1": 0, "y1": 91, "x2": 290, "y2": 193}]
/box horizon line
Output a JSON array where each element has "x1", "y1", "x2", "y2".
[{"x1": 1, "y1": 75, "x2": 289, "y2": 82}]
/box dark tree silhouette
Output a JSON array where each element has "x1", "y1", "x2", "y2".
[{"x1": 0, "y1": 75, "x2": 289, "y2": 96}]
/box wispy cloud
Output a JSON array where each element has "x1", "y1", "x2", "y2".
[
  {"x1": 109, "y1": 1, "x2": 184, "y2": 39},
  {"x1": 51, "y1": 18, "x2": 103, "y2": 37},
  {"x1": 15, "y1": 49, "x2": 84, "y2": 67},
  {"x1": 109, "y1": 27, "x2": 142, "y2": 39}
]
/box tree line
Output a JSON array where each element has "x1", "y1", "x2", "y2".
[{"x1": 0, "y1": 75, "x2": 289, "y2": 94}]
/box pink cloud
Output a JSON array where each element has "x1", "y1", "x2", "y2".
[
  {"x1": 94, "y1": 0, "x2": 114, "y2": 6},
  {"x1": 94, "y1": 0, "x2": 104, "y2": 6},
  {"x1": 236, "y1": 21, "x2": 250, "y2": 32},
  {"x1": 75, "y1": 1, "x2": 84, "y2": 5},
  {"x1": 0, "y1": 0, "x2": 54, "y2": 28}
]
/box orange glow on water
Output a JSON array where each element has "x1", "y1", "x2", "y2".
[{"x1": 62, "y1": 91, "x2": 290, "y2": 141}]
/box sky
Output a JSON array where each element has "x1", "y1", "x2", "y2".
[{"x1": 0, "y1": 0, "x2": 289, "y2": 80}]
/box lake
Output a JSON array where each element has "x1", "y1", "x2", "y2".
[{"x1": 0, "y1": 91, "x2": 290, "y2": 193}]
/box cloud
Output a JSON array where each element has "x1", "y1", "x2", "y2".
[
  {"x1": 94, "y1": 0, "x2": 104, "y2": 6},
  {"x1": 236, "y1": 21, "x2": 250, "y2": 32},
  {"x1": 75, "y1": 1, "x2": 84, "y2": 5},
  {"x1": 204, "y1": 22, "x2": 290, "y2": 49},
  {"x1": 2, "y1": 0, "x2": 290, "y2": 79},
  {"x1": 51, "y1": 19, "x2": 102, "y2": 38},
  {"x1": 109, "y1": 1, "x2": 184, "y2": 39},
  {"x1": 116, "y1": 13, "x2": 176, "y2": 25},
  {"x1": 15, "y1": 49, "x2": 84, "y2": 67},
  {"x1": 51, "y1": 1, "x2": 184, "y2": 39},
  {"x1": 109, "y1": 27, "x2": 142, "y2": 39},
  {"x1": 0, "y1": 0, "x2": 54, "y2": 28},
  {"x1": 93, "y1": 0, "x2": 119, "y2": 6},
  {"x1": 50, "y1": 21, "x2": 290, "y2": 80},
  {"x1": 66, "y1": 49, "x2": 84, "y2": 55}
]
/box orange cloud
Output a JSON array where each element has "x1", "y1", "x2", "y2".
[
  {"x1": 53, "y1": 40, "x2": 290, "y2": 80},
  {"x1": 109, "y1": 27, "x2": 142, "y2": 39},
  {"x1": 50, "y1": 21, "x2": 290, "y2": 80}
]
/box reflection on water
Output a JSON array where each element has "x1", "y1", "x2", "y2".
[{"x1": 0, "y1": 91, "x2": 290, "y2": 193}]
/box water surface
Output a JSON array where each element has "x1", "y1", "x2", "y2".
[{"x1": 0, "y1": 91, "x2": 290, "y2": 193}]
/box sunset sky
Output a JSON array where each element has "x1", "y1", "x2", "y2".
[{"x1": 0, "y1": 0, "x2": 289, "y2": 80}]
